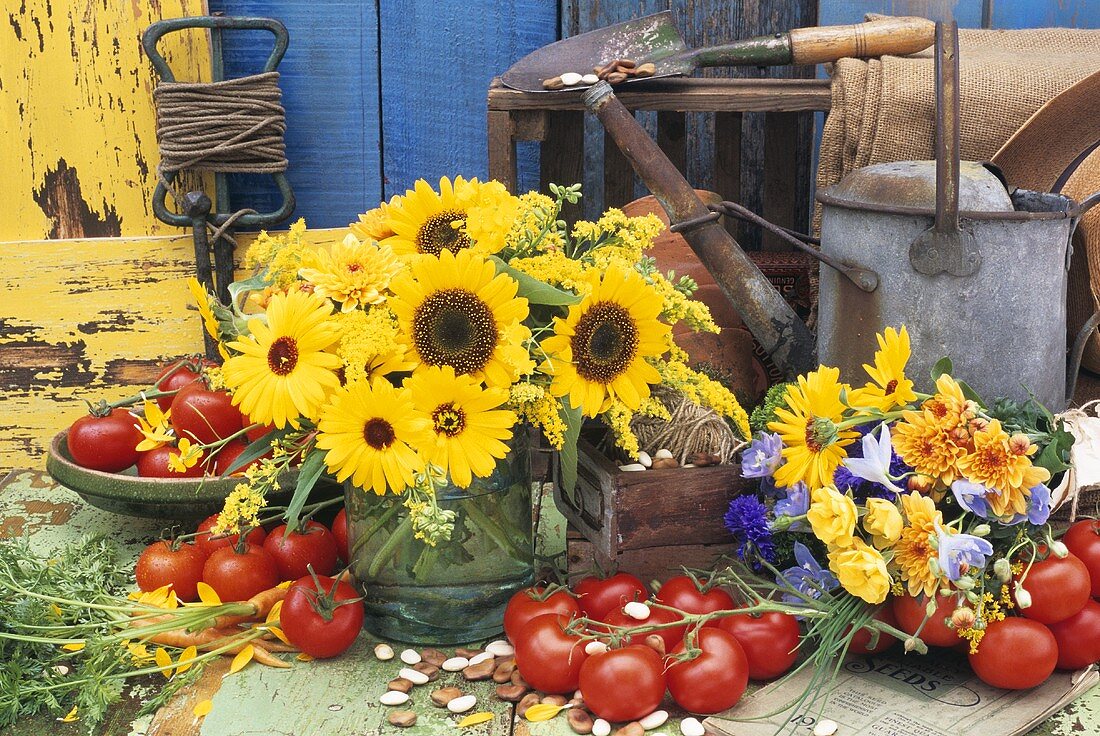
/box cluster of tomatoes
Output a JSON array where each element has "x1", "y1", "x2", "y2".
[
  {"x1": 503, "y1": 572, "x2": 801, "y2": 721},
  {"x1": 134, "y1": 506, "x2": 362, "y2": 658},
  {"x1": 66, "y1": 360, "x2": 259, "y2": 477}
]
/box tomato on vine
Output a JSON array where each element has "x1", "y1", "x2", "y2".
[
  {"x1": 579, "y1": 645, "x2": 665, "y2": 721},
  {"x1": 67, "y1": 408, "x2": 143, "y2": 473},
  {"x1": 1047, "y1": 599, "x2": 1100, "y2": 670},
  {"x1": 1063, "y1": 519, "x2": 1100, "y2": 597},
  {"x1": 136, "y1": 445, "x2": 205, "y2": 478},
  {"x1": 195, "y1": 513, "x2": 267, "y2": 557},
  {"x1": 154, "y1": 359, "x2": 205, "y2": 412},
  {"x1": 262, "y1": 521, "x2": 339, "y2": 580},
  {"x1": 134, "y1": 539, "x2": 207, "y2": 602},
  {"x1": 201, "y1": 544, "x2": 279, "y2": 602},
  {"x1": 655, "y1": 574, "x2": 735, "y2": 641},
  {"x1": 666, "y1": 628, "x2": 749, "y2": 713},
  {"x1": 716, "y1": 609, "x2": 800, "y2": 679},
  {"x1": 599, "y1": 602, "x2": 683, "y2": 651},
  {"x1": 969, "y1": 617, "x2": 1057, "y2": 689},
  {"x1": 893, "y1": 593, "x2": 960, "y2": 647},
  {"x1": 848, "y1": 603, "x2": 900, "y2": 655},
  {"x1": 331, "y1": 508, "x2": 349, "y2": 563},
  {"x1": 512, "y1": 613, "x2": 588, "y2": 694},
  {"x1": 170, "y1": 382, "x2": 245, "y2": 445},
  {"x1": 280, "y1": 574, "x2": 364, "y2": 659},
  {"x1": 1016, "y1": 552, "x2": 1091, "y2": 624},
  {"x1": 503, "y1": 586, "x2": 580, "y2": 641},
  {"x1": 573, "y1": 572, "x2": 648, "y2": 621}
]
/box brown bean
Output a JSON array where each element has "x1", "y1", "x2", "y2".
[
  {"x1": 495, "y1": 683, "x2": 527, "y2": 702},
  {"x1": 643, "y1": 634, "x2": 667, "y2": 657},
  {"x1": 541, "y1": 694, "x2": 568, "y2": 706},
  {"x1": 606, "y1": 71, "x2": 628, "y2": 84},
  {"x1": 542, "y1": 76, "x2": 565, "y2": 90},
  {"x1": 567, "y1": 708, "x2": 595, "y2": 734},
  {"x1": 511, "y1": 669, "x2": 530, "y2": 688},
  {"x1": 455, "y1": 647, "x2": 483, "y2": 659},
  {"x1": 492, "y1": 657, "x2": 517, "y2": 683},
  {"x1": 419, "y1": 648, "x2": 447, "y2": 667},
  {"x1": 651, "y1": 457, "x2": 679, "y2": 469},
  {"x1": 387, "y1": 678, "x2": 414, "y2": 693},
  {"x1": 412, "y1": 661, "x2": 440, "y2": 681},
  {"x1": 634, "y1": 62, "x2": 656, "y2": 78},
  {"x1": 463, "y1": 658, "x2": 495, "y2": 681},
  {"x1": 617, "y1": 58, "x2": 637, "y2": 69},
  {"x1": 388, "y1": 710, "x2": 418, "y2": 728},
  {"x1": 687, "y1": 452, "x2": 722, "y2": 467},
  {"x1": 517, "y1": 692, "x2": 541, "y2": 718},
  {"x1": 614, "y1": 722, "x2": 644, "y2": 736},
  {"x1": 430, "y1": 686, "x2": 463, "y2": 707}
]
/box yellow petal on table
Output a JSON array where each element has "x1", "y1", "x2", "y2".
[
  {"x1": 50, "y1": 603, "x2": 63, "y2": 618},
  {"x1": 295, "y1": 653, "x2": 314, "y2": 662},
  {"x1": 229, "y1": 644, "x2": 254, "y2": 674},
  {"x1": 176, "y1": 645, "x2": 198, "y2": 675},
  {"x1": 154, "y1": 647, "x2": 174, "y2": 678},
  {"x1": 266, "y1": 599, "x2": 283, "y2": 624},
  {"x1": 61, "y1": 642, "x2": 85, "y2": 652},
  {"x1": 265, "y1": 625, "x2": 290, "y2": 645},
  {"x1": 457, "y1": 712, "x2": 495, "y2": 728},
  {"x1": 524, "y1": 703, "x2": 569, "y2": 722},
  {"x1": 58, "y1": 706, "x2": 79, "y2": 723},
  {"x1": 193, "y1": 699, "x2": 214, "y2": 718},
  {"x1": 276, "y1": 580, "x2": 293, "y2": 589},
  {"x1": 197, "y1": 582, "x2": 222, "y2": 606}
]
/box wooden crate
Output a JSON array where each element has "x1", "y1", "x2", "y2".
[
  {"x1": 487, "y1": 77, "x2": 831, "y2": 249},
  {"x1": 554, "y1": 438, "x2": 756, "y2": 578}
]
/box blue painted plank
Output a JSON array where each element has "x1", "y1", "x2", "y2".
[
  {"x1": 207, "y1": 0, "x2": 382, "y2": 229},
  {"x1": 818, "y1": 1, "x2": 983, "y2": 28},
  {"x1": 987, "y1": 0, "x2": 1100, "y2": 29},
  {"x1": 378, "y1": 1, "x2": 557, "y2": 200}
]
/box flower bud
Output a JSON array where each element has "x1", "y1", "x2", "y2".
[
  {"x1": 908, "y1": 475, "x2": 934, "y2": 494},
  {"x1": 993, "y1": 558, "x2": 1012, "y2": 582},
  {"x1": 954, "y1": 576, "x2": 975, "y2": 591},
  {"x1": 928, "y1": 557, "x2": 942, "y2": 578},
  {"x1": 1014, "y1": 584, "x2": 1032, "y2": 609},
  {"x1": 972, "y1": 524, "x2": 991, "y2": 537},
  {"x1": 951, "y1": 607, "x2": 977, "y2": 629},
  {"x1": 904, "y1": 637, "x2": 928, "y2": 655},
  {"x1": 1050, "y1": 541, "x2": 1069, "y2": 558},
  {"x1": 968, "y1": 417, "x2": 988, "y2": 433},
  {"x1": 1009, "y1": 433, "x2": 1032, "y2": 456},
  {"x1": 925, "y1": 599, "x2": 939, "y2": 617},
  {"x1": 965, "y1": 590, "x2": 981, "y2": 604}
]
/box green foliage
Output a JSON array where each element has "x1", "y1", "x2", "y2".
[{"x1": 749, "y1": 382, "x2": 794, "y2": 435}]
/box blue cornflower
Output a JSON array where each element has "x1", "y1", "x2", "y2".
[
  {"x1": 724, "y1": 495, "x2": 776, "y2": 566},
  {"x1": 741, "y1": 432, "x2": 783, "y2": 479},
  {"x1": 777, "y1": 542, "x2": 839, "y2": 604}
]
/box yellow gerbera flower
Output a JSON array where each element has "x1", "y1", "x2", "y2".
[
  {"x1": 316, "y1": 379, "x2": 430, "y2": 495},
  {"x1": 349, "y1": 197, "x2": 397, "y2": 242},
  {"x1": 540, "y1": 266, "x2": 670, "y2": 417},
  {"x1": 956, "y1": 419, "x2": 1050, "y2": 517},
  {"x1": 847, "y1": 326, "x2": 918, "y2": 412},
  {"x1": 768, "y1": 366, "x2": 859, "y2": 490},
  {"x1": 383, "y1": 176, "x2": 518, "y2": 257},
  {"x1": 389, "y1": 248, "x2": 531, "y2": 388},
  {"x1": 298, "y1": 233, "x2": 403, "y2": 313},
  {"x1": 222, "y1": 290, "x2": 342, "y2": 429},
  {"x1": 894, "y1": 492, "x2": 945, "y2": 597},
  {"x1": 405, "y1": 366, "x2": 517, "y2": 489}
]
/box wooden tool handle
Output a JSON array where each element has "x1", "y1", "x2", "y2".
[{"x1": 789, "y1": 16, "x2": 935, "y2": 64}]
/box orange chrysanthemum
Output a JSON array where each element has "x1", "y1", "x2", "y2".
[
  {"x1": 893, "y1": 409, "x2": 967, "y2": 486},
  {"x1": 956, "y1": 419, "x2": 1050, "y2": 517},
  {"x1": 894, "y1": 492, "x2": 945, "y2": 597}
]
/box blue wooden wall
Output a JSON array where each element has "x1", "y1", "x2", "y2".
[{"x1": 819, "y1": 0, "x2": 1100, "y2": 28}]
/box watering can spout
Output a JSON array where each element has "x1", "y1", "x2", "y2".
[{"x1": 582, "y1": 82, "x2": 817, "y2": 380}]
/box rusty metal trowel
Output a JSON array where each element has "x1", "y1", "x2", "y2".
[{"x1": 502, "y1": 12, "x2": 935, "y2": 93}]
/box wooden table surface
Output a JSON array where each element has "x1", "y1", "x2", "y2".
[{"x1": 2, "y1": 468, "x2": 1098, "y2": 736}]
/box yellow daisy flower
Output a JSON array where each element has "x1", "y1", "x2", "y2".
[
  {"x1": 349, "y1": 197, "x2": 398, "y2": 242},
  {"x1": 847, "y1": 326, "x2": 918, "y2": 412},
  {"x1": 894, "y1": 492, "x2": 945, "y2": 597},
  {"x1": 389, "y1": 248, "x2": 531, "y2": 388},
  {"x1": 168, "y1": 438, "x2": 203, "y2": 473},
  {"x1": 316, "y1": 379, "x2": 430, "y2": 495},
  {"x1": 956, "y1": 419, "x2": 1050, "y2": 517},
  {"x1": 187, "y1": 277, "x2": 220, "y2": 343},
  {"x1": 134, "y1": 400, "x2": 174, "y2": 452},
  {"x1": 298, "y1": 233, "x2": 403, "y2": 313},
  {"x1": 384, "y1": 176, "x2": 516, "y2": 257},
  {"x1": 540, "y1": 266, "x2": 670, "y2": 417},
  {"x1": 768, "y1": 366, "x2": 859, "y2": 490},
  {"x1": 405, "y1": 366, "x2": 517, "y2": 489},
  {"x1": 222, "y1": 290, "x2": 342, "y2": 429}
]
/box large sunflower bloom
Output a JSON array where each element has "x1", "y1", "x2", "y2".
[
  {"x1": 316, "y1": 379, "x2": 430, "y2": 495},
  {"x1": 847, "y1": 326, "x2": 918, "y2": 412},
  {"x1": 894, "y1": 492, "x2": 948, "y2": 597},
  {"x1": 540, "y1": 267, "x2": 670, "y2": 417},
  {"x1": 405, "y1": 366, "x2": 517, "y2": 488},
  {"x1": 222, "y1": 290, "x2": 342, "y2": 429},
  {"x1": 389, "y1": 248, "x2": 531, "y2": 387},
  {"x1": 768, "y1": 366, "x2": 859, "y2": 490},
  {"x1": 956, "y1": 419, "x2": 1050, "y2": 517},
  {"x1": 383, "y1": 176, "x2": 517, "y2": 257},
  {"x1": 298, "y1": 233, "x2": 403, "y2": 313}
]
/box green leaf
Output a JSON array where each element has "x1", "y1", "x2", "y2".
[
  {"x1": 284, "y1": 451, "x2": 327, "y2": 529},
  {"x1": 489, "y1": 256, "x2": 581, "y2": 306},
  {"x1": 227, "y1": 273, "x2": 270, "y2": 310},
  {"x1": 1034, "y1": 425, "x2": 1075, "y2": 476},
  {"x1": 220, "y1": 427, "x2": 288, "y2": 476},
  {"x1": 956, "y1": 380, "x2": 986, "y2": 409},
  {"x1": 558, "y1": 402, "x2": 584, "y2": 499},
  {"x1": 930, "y1": 357, "x2": 952, "y2": 381}
]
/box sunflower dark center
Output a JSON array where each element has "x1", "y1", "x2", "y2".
[
  {"x1": 412, "y1": 289, "x2": 498, "y2": 374},
  {"x1": 267, "y1": 336, "x2": 299, "y2": 376},
  {"x1": 432, "y1": 402, "x2": 466, "y2": 437},
  {"x1": 416, "y1": 210, "x2": 471, "y2": 256},
  {"x1": 571, "y1": 302, "x2": 639, "y2": 384},
  {"x1": 363, "y1": 418, "x2": 396, "y2": 449}
]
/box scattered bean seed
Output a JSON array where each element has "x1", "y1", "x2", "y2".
[
  {"x1": 486, "y1": 640, "x2": 515, "y2": 657},
  {"x1": 624, "y1": 601, "x2": 651, "y2": 620},
  {"x1": 492, "y1": 658, "x2": 516, "y2": 683},
  {"x1": 420, "y1": 648, "x2": 448, "y2": 667},
  {"x1": 618, "y1": 463, "x2": 646, "y2": 471},
  {"x1": 430, "y1": 687, "x2": 463, "y2": 707},
  {"x1": 542, "y1": 694, "x2": 568, "y2": 707},
  {"x1": 379, "y1": 690, "x2": 410, "y2": 706},
  {"x1": 680, "y1": 717, "x2": 705, "y2": 736},
  {"x1": 568, "y1": 708, "x2": 595, "y2": 734},
  {"x1": 455, "y1": 647, "x2": 483, "y2": 658},
  {"x1": 374, "y1": 643, "x2": 395, "y2": 660},
  {"x1": 495, "y1": 684, "x2": 527, "y2": 702},
  {"x1": 813, "y1": 719, "x2": 839, "y2": 736},
  {"x1": 617, "y1": 58, "x2": 637, "y2": 69},
  {"x1": 468, "y1": 651, "x2": 495, "y2": 666},
  {"x1": 442, "y1": 656, "x2": 470, "y2": 671},
  {"x1": 388, "y1": 710, "x2": 418, "y2": 728},
  {"x1": 593, "y1": 718, "x2": 612, "y2": 736},
  {"x1": 585, "y1": 640, "x2": 609, "y2": 655},
  {"x1": 614, "y1": 723, "x2": 644, "y2": 736},
  {"x1": 511, "y1": 669, "x2": 530, "y2": 688},
  {"x1": 634, "y1": 62, "x2": 656, "y2": 77},
  {"x1": 643, "y1": 634, "x2": 666, "y2": 656},
  {"x1": 637, "y1": 451, "x2": 653, "y2": 467},
  {"x1": 447, "y1": 694, "x2": 477, "y2": 713},
  {"x1": 651, "y1": 457, "x2": 679, "y2": 470},
  {"x1": 412, "y1": 661, "x2": 440, "y2": 681},
  {"x1": 581, "y1": 73, "x2": 599, "y2": 85},
  {"x1": 399, "y1": 667, "x2": 429, "y2": 685},
  {"x1": 654, "y1": 449, "x2": 674, "y2": 460},
  {"x1": 687, "y1": 452, "x2": 721, "y2": 467},
  {"x1": 640, "y1": 710, "x2": 669, "y2": 729},
  {"x1": 560, "y1": 72, "x2": 584, "y2": 86},
  {"x1": 463, "y1": 658, "x2": 495, "y2": 681},
  {"x1": 399, "y1": 649, "x2": 421, "y2": 665},
  {"x1": 517, "y1": 692, "x2": 541, "y2": 718},
  {"x1": 388, "y1": 678, "x2": 414, "y2": 693}
]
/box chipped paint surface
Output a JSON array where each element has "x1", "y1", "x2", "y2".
[{"x1": 0, "y1": 0, "x2": 210, "y2": 240}]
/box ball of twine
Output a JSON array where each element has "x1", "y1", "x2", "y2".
[{"x1": 630, "y1": 386, "x2": 743, "y2": 465}]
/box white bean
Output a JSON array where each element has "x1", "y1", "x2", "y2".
[
  {"x1": 813, "y1": 719, "x2": 839, "y2": 736},
  {"x1": 399, "y1": 667, "x2": 429, "y2": 685},
  {"x1": 560, "y1": 72, "x2": 583, "y2": 86},
  {"x1": 441, "y1": 656, "x2": 469, "y2": 672},
  {"x1": 374, "y1": 643, "x2": 395, "y2": 661},
  {"x1": 681, "y1": 717, "x2": 705, "y2": 736},
  {"x1": 592, "y1": 718, "x2": 611, "y2": 736},
  {"x1": 581, "y1": 73, "x2": 599, "y2": 85},
  {"x1": 379, "y1": 691, "x2": 409, "y2": 706},
  {"x1": 624, "y1": 601, "x2": 651, "y2": 620},
  {"x1": 619, "y1": 463, "x2": 647, "y2": 472},
  {"x1": 637, "y1": 451, "x2": 653, "y2": 467},
  {"x1": 468, "y1": 651, "x2": 495, "y2": 666},
  {"x1": 486, "y1": 640, "x2": 515, "y2": 657},
  {"x1": 584, "y1": 640, "x2": 608, "y2": 655},
  {"x1": 399, "y1": 648, "x2": 421, "y2": 665},
  {"x1": 654, "y1": 448, "x2": 674, "y2": 460},
  {"x1": 640, "y1": 710, "x2": 669, "y2": 729},
  {"x1": 447, "y1": 694, "x2": 477, "y2": 713}
]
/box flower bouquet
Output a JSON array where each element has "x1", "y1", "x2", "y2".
[{"x1": 185, "y1": 177, "x2": 749, "y2": 642}]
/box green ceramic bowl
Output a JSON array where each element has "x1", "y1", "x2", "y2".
[{"x1": 45, "y1": 431, "x2": 305, "y2": 521}]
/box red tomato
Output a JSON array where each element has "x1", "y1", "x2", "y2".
[
  {"x1": 201, "y1": 544, "x2": 279, "y2": 602},
  {"x1": 134, "y1": 540, "x2": 207, "y2": 602},
  {"x1": 599, "y1": 603, "x2": 684, "y2": 651},
  {"x1": 280, "y1": 574, "x2": 363, "y2": 659},
  {"x1": 667, "y1": 628, "x2": 750, "y2": 714},
  {"x1": 504, "y1": 586, "x2": 580, "y2": 642},
  {"x1": 579, "y1": 645, "x2": 666, "y2": 721},
  {"x1": 67, "y1": 408, "x2": 143, "y2": 473},
  {"x1": 331, "y1": 508, "x2": 349, "y2": 563},
  {"x1": 245, "y1": 423, "x2": 277, "y2": 443},
  {"x1": 1047, "y1": 599, "x2": 1100, "y2": 670},
  {"x1": 716, "y1": 609, "x2": 800, "y2": 680},
  {"x1": 170, "y1": 383, "x2": 244, "y2": 445},
  {"x1": 195, "y1": 513, "x2": 267, "y2": 557},
  {"x1": 1062, "y1": 520, "x2": 1100, "y2": 598},
  {"x1": 849, "y1": 603, "x2": 900, "y2": 655},
  {"x1": 262, "y1": 522, "x2": 339, "y2": 580},
  {"x1": 154, "y1": 360, "x2": 204, "y2": 411},
  {"x1": 136, "y1": 445, "x2": 205, "y2": 478},
  {"x1": 212, "y1": 439, "x2": 258, "y2": 476},
  {"x1": 655, "y1": 575, "x2": 736, "y2": 641},
  {"x1": 969, "y1": 617, "x2": 1057, "y2": 689},
  {"x1": 1017, "y1": 552, "x2": 1091, "y2": 624},
  {"x1": 893, "y1": 593, "x2": 960, "y2": 647},
  {"x1": 574, "y1": 572, "x2": 648, "y2": 621},
  {"x1": 512, "y1": 613, "x2": 589, "y2": 694}
]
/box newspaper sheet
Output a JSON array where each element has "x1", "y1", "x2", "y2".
[{"x1": 705, "y1": 651, "x2": 1098, "y2": 736}]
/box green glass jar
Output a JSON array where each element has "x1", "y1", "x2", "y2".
[{"x1": 344, "y1": 432, "x2": 535, "y2": 645}]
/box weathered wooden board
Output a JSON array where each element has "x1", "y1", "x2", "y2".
[
  {"x1": 818, "y1": 0, "x2": 983, "y2": 27},
  {"x1": 0, "y1": 0, "x2": 212, "y2": 241}
]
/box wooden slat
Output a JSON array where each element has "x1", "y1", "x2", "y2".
[
  {"x1": 985, "y1": 0, "x2": 1100, "y2": 28},
  {"x1": 738, "y1": 112, "x2": 767, "y2": 250},
  {"x1": 488, "y1": 111, "x2": 518, "y2": 192},
  {"x1": 603, "y1": 129, "x2": 635, "y2": 210},
  {"x1": 657, "y1": 111, "x2": 688, "y2": 178},
  {"x1": 818, "y1": 0, "x2": 984, "y2": 27},
  {"x1": 713, "y1": 111, "x2": 744, "y2": 239},
  {"x1": 540, "y1": 111, "x2": 585, "y2": 201},
  {"x1": 761, "y1": 111, "x2": 805, "y2": 251}
]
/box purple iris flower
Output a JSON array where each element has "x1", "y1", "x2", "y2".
[
  {"x1": 742, "y1": 432, "x2": 783, "y2": 479},
  {"x1": 1004, "y1": 483, "x2": 1052, "y2": 526},
  {"x1": 833, "y1": 422, "x2": 907, "y2": 501},
  {"x1": 936, "y1": 524, "x2": 994, "y2": 580},
  {"x1": 951, "y1": 480, "x2": 994, "y2": 519},
  {"x1": 773, "y1": 482, "x2": 809, "y2": 531},
  {"x1": 777, "y1": 542, "x2": 839, "y2": 604}
]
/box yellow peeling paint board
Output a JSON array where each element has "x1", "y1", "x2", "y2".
[
  {"x1": 1, "y1": 0, "x2": 211, "y2": 240},
  {"x1": 0, "y1": 227, "x2": 348, "y2": 472}
]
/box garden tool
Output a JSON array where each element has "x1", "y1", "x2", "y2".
[{"x1": 502, "y1": 12, "x2": 935, "y2": 92}]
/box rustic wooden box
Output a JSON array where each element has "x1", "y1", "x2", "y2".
[{"x1": 554, "y1": 438, "x2": 756, "y2": 578}]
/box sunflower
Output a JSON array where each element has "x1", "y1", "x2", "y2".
[
  {"x1": 350, "y1": 197, "x2": 397, "y2": 242},
  {"x1": 298, "y1": 233, "x2": 403, "y2": 313},
  {"x1": 768, "y1": 366, "x2": 859, "y2": 490},
  {"x1": 894, "y1": 492, "x2": 947, "y2": 597},
  {"x1": 893, "y1": 408, "x2": 967, "y2": 486},
  {"x1": 847, "y1": 326, "x2": 918, "y2": 412},
  {"x1": 384, "y1": 176, "x2": 518, "y2": 258},
  {"x1": 405, "y1": 366, "x2": 517, "y2": 488},
  {"x1": 315, "y1": 379, "x2": 429, "y2": 495},
  {"x1": 540, "y1": 267, "x2": 670, "y2": 417},
  {"x1": 222, "y1": 290, "x2": 342, "y2": 429},
  {"x1": 389, "y1": 248, "x2": 531, "y2": 387},
  {"x1": 956, "y1": 419, "x2": 1050, "y2": 517}
]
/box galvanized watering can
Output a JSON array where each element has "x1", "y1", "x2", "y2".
[{"x1": 584, "y1": 22, "x2": 1099, "y2": 410}]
